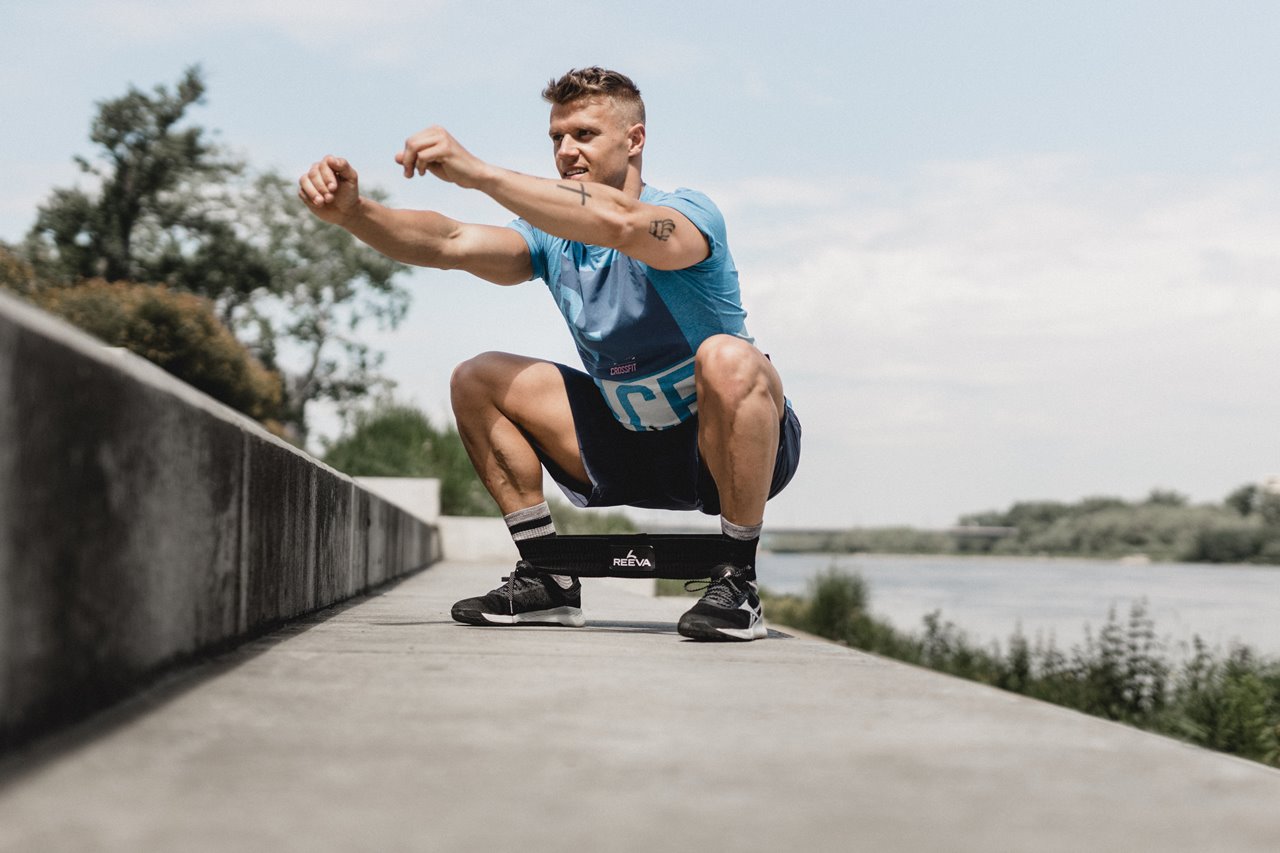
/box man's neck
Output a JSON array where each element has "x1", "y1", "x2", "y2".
[{"x1": 620, "y1": 159, "x2": 644, "y2": 198}]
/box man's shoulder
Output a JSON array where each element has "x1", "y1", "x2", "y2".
[
  {"x1": 641, "y1": 185, "x2": 728, "y2": 263},
  {"x1": 641, "y1": 184, "x2": 717, "y2": 208},
  {"x1": 644, "y1": 185, "x2": 724, "y2": 225}
]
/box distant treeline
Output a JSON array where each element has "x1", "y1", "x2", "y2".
[
  {"x1": 768, "y1": 486, "x2": 1280, "y2": 565},
  {"x1": 765, "y1": 571, "x2": 1280, "y2": 768}
]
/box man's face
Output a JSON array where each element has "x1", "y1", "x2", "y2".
[{"x1": 548, "y1": 97, "x2": 639, "y2": 190}]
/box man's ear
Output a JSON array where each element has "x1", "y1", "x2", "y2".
[{"x1": 627, "y1": 123, "x2": 646, "y2": 157}]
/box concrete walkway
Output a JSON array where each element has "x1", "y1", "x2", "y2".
[{"x1": 2, "y1": 560, "x2": 1279, "y2": 852}]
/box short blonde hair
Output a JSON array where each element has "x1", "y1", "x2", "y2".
[{"x1": 542, "y1": 67, "x2": 645, "y2": 126}]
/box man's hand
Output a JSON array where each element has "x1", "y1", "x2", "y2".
[
  {"x1": 299, "y1": 156, "x2": 361, "y2": 224},
  {"x1": 396, "y1": 126, "x2": 493, "y2": 190}
]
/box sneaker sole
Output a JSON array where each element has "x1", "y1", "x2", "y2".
[
  {"x1": 716, "y1": 620, "x2": 768, "y2": 641},
  {"x1": 677, "y1": 617, "x2": 767, "y2": 642},
  {"x1": 471, "y1": 606, "x2": 585, "y2": 627}
]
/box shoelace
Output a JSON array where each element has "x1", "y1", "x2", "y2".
[
  {"x1": 683, "y1": 573, "x2": 744, "y2": 609},
  {"x1": 502, "y1": 561, "x2": 538, "y2": 614}
]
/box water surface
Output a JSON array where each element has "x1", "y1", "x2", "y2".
[{"x1": 757, "y1": 552, "x2": 1280, "y2": 659}]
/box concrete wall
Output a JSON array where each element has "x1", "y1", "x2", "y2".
[
  {"x1": 0, "y1": 291, "x2": 441, "y2": 749},
  {"x1": 436, "y1": 516, "x2": 520, "y2": 563},
  {"x1": 355, "y1": 477, "x2": 441, "y2": 525}
]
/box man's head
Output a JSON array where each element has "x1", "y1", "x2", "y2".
[{"x1": 543, "y1": 67, "x2": 646, "y2": 193}]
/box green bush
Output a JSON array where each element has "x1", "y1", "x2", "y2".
[
  {"x1": 323, "y1": 404, "x2": 497, "y2": 516},
  {"x1": 31, "y1": 279, "x2": 284, "y2": 425},
  {"x1": 0, "y1": 244, "x2": 41, "y2": 296},
  {"x1": 1186, "y1": 526, "x2": 1271, "y2": 564}
]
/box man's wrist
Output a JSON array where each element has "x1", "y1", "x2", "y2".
[
  {"x1": 469, "y1": 162, "x2": 508, "y2": 195},
  {"x1": 335, "y1": 196, "x2": 372, "y2": 230}
]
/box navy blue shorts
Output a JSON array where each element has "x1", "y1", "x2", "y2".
[{"x1": 533, "y1": 363, "x2": 802, "y2": 515}]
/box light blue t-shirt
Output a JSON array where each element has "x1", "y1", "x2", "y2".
[{"x1": 508, "y1": 185, "x2": 753, "y2": 431}]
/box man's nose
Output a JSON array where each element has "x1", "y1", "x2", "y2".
[{"x1": 556, "y1": 137, "x2": 578, "y2": 159}]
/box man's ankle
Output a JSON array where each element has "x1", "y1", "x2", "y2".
[
  {"x1": 720, "y1": 516, "x2": 762, "y2": 570},
  {"x1": 507, "y1": 501, "x2": 574, "y2": 589}
]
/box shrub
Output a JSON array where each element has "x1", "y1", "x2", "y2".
[
  {"x1": 31, "y1": 279, "x2": 283, "y2": 424},
  {"x1": 1186, "y1": 526, "x2": 1269, "y2": 564},
  {"x1": 0, "y1": 244, "x2": 43, "y2": 297},
  {"x1": 322, "y1": 403, "x2": 497, "y2": 516}
]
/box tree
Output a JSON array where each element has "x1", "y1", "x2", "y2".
[
  {"x1": 23, "y1": 66, "x2": 272, "y2": 305},
  {"x1": 322, "y1": 404, "x2": 497, "y2": 517},
  {"x1": 1225, "y1": 483, "x2": 1259, "y2": 517},
  {"x1": 20, "y1": 68, "x2": 410, "y2": 440},
  {"x1": 240, "y1": 173, "x2": 409, "y2": 439},
  {"x1": 1145, "y1": 488, "x2": 1189, "y2": 508},
  {"x1": 1261, "y1": 492, "x2": 1280, "y2": 529}
]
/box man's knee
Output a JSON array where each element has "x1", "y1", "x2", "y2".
[
  {"x1": 450, "y1": 351, "x2": 509, "y2": 412},
  {"x1": 694, "y1": 335, "x2": 781, "y2": 409}
]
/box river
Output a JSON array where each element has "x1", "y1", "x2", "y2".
[{"x1": 756, "y1": 552, "x2": 1280, "y2": 659}]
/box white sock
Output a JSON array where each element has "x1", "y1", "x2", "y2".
[{"x1": 721, "y1": 517, "x2": 763, "y2": 541}]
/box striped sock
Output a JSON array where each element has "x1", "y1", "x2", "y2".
[
  {"x1": 505, "y1": 502, "x2": 573, "y2": 589},
  {"x1": 721, "y1": 516, "x2": 762, "y2": 572},
  {"x1": 505, "y1": 501, "x2": 556, "y2": 541}
]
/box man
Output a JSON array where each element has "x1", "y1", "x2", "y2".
[{"x1": 299, "y1": 67, "x2": 800, "y2": 641}]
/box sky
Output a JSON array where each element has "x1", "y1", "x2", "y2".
[{"x1": 3, "y1": 1, "x2": 1278, "y2": 528}]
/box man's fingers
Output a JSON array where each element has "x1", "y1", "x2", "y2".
[
  {"x1": 298, "y1": 155, "x2": 354, "y2": 207},
  {"x1": 401, "y1": 146, "x2": 433, "y2": 179},
  {"x1": 399, "y1": 142, "x2": 417, "y2": 178},
  {"x1": 299, "y1": 170, "x2": 326, "y2": 205},
  {"x1": 323, "y1": 155, "x2": 352, "y2": 189},
  {"x1": 317, "y1": 160, "x2": 337, "y2": 192},
  {"x1": 399, "y1": 128, "x2": 448, "y2": 179}
]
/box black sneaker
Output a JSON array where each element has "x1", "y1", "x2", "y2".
[
  {"x1": 677, "y1": 564, "x2": 766, "y2": 641},
  {"x1": 451, "y1": 563, "x2": 585, "y2": 627}
]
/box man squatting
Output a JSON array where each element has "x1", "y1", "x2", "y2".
[{"x1": 299, "y1": 67, "x2": 801, "y2": 641}]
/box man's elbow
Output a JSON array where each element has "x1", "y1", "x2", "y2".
[{"x1": 598, "y1": 206, "x2": 637, "y2": 250}]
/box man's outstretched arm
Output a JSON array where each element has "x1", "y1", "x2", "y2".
[
  {"x1": 396, "y1": 128, "x2": 710, "y2": 272},
  {"x1": 299, "y1": 155, "x2": 532, "y2": 286}
]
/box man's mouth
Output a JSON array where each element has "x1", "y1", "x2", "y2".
[{"x1": 563, "y1": 167, "x2": 588, "y2": 179}]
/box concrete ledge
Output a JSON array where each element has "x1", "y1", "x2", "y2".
[{"x1": 0, "y1": 291, "x2": 441, "y2": 749}]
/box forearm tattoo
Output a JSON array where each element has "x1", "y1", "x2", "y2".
[
  {"x1": 649, "y1": 219, "x2": 676, "y2": 241},
  {"x1": 558, "y1": 183, "x2": 592, "y2": 205}
]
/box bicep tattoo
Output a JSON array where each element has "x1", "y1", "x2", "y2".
[{"x1": 649, "y1": 219, "x2": 676, "y2": 241}]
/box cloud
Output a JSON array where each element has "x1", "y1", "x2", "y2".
[
  {"x1": 707, "y1": 157, "x2": 1280, "y2": 524},
  {"x1": 81, "y1": 0, "x2": 448, "y2": 64}
]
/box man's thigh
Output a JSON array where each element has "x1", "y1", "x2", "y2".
[{"x1": 453, "y1": 352, "x2": 589, "y2": 486}]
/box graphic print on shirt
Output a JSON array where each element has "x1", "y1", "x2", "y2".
[
  {"x1": 556, "y1": 250, "x2": 696, "y2": 431},
  {"x1": 508, "y1": 185, "x2": 755, "y2": 432}
]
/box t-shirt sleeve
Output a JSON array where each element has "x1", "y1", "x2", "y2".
[
  {"x1": 656, "y1": 188, "x2": 727, "y2": 267},
  {"x1": 505, "y1": 218, "x2": 547, "y2": 282}
]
